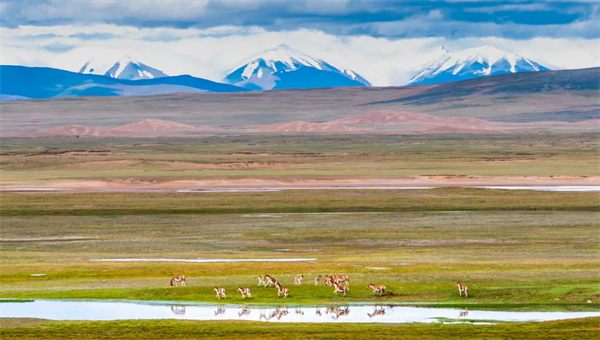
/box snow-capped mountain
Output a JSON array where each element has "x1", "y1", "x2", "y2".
[
  {"x1": 409, "y1": 46, "x2": 550, "y2": 86},
  {"x1": 223, "y1": 44, "x2": 370, "y2": 90},
  {"x1": 79, "y1": 56, "x2": 168, "y2": 80}
]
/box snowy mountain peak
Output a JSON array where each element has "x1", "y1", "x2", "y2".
[
  {"x1": 223, "y1": 44, "x2": 370, "y2": 90},
  {"x1": 79, "y1": 56, "x2": 168, "y2": 80},
  {"x1": 409, "y1": 45, "x2": 550, "y2": 86}
]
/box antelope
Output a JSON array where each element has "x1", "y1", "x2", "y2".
[
  {"x1": 367, "y1": 283, "x2": 386, "y2": 296},
  {"x1": 315, "y1": 275, "x2": 322, "y2": 286},
  {"x1": 258, "y1": 275, "x2": 266, "y2": 286},
  {"x1": 237, "y1": 286, "x2": 251, "y2": 299},
  {"x1": 327, "y1": 275, "x2": 349, "y2": 287},
  {"x1": 264, "y1": 275, "x2": 278, "y2": 287},
  {"x1": 368, "y1": 306, "x2": 386, "y2": 318},
  {"x1": 214, "y1": 287, "x2": 226, "y2": 299},
  {"x1": 276, "y1": 282, "x2": 290, "y2": 298},
  {"x1": 333, "y1": 282, "x2": 349, "y2": 296},
  {"x1": 294, "y1": 274, "x2": 304, "y2": 285},
  {"x1": 170, "y1": 275, "x2": 185, "y2": 287},
  {"x1": 457, "y1": 282, "x2": 468, "y2": 298}
]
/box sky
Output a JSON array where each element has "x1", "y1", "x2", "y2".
[{"x1": 1, "y1": 0, "x2": 599, "y2": 86}]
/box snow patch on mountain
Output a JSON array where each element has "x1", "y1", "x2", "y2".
[{"x1": 79, "y1": 56, "x2": 168, "y2": 80}]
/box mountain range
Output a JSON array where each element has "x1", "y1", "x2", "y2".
[
  {"x1": 222, "y1": 44, "x2": 370, "y2": 90},
  {"x1": 79, "y1": 55, "x2": 168, "y2": 80}
]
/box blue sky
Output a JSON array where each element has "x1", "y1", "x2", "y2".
[{"x1": 1, "y1": 0, "x2": 598, "y2": 85}]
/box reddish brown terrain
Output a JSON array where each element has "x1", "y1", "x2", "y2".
[
  {"x1": 333, "y1": 110, "x2": 490, "y2": 126},
  {"x1": 254, "y1": 121, "x2": 370, "y2": 132},
  {"x1": 113, "y1": 119, "x2": 221, "y2": 132},
  {"x1": 38, "y1": 125, "x2": 131, "y2": 137}
]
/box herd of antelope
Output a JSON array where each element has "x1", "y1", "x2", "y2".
[{"x1": 170, "y1": 274, "x2": 470, "y2": 300}]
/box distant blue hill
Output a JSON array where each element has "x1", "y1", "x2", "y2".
[{"x1": 0, "y1": 65, "x2": 247, "y2": 100}]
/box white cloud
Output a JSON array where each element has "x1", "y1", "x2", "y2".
[{"x1": 1, "y1": 24, "x2": 598, "y2": 86}]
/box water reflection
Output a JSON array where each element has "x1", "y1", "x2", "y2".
[
  {"x1": 214, "y1": 305, "x2": 226, "y2": 316},
  {"x1": 170, "y1": 305, "x2": 186, "y2": 315},
  {"x1": 459, "y1": 308, "x2": 469, "y2": 318},
  {"x1": 238, "y1": 305, "x2": 251, "y2": 317},
  {"x1": 367, "y1": 305, "x2": 386, "y2": 318}
]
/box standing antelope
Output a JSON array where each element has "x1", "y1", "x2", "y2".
[
  {"x1": 264, "y1": 275, "x2": 278, "y2": 287},
  {"x1": 237, "y1": 286, "x2": 251, "y2": 299},
  {"x1": 315, "y1": 275, "x2": 322, "y2": 286},
  {"x1": 294, "y1": 274, "x2": 304, "y2": 285},
  {"x1": 333, "y1": 282, "x2": 349, "y2": 296},
  {"x1": 214, "y1": 287, "x2": 226, "y2": 299},
  {"x1": 457, "y1": 282, "x2": 468, "y2": 298},
  {"x1": 170, "y1": 275, "x2": 186, "y2": 287},
  {"x1": 258, "y1": 275, "x2": 266, "y2": 286},
  {"x1": 328, "y1": 275, "x2": 349, "y2": 287},
  {"x1": 276, "y1": 282, "x2": 290, "y2": 298},
  {"x1": 367, "y1": 283, "x2": 386, "y2": 296}
]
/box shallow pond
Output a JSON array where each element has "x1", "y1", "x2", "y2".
[{"x1": 1, "y1": 300, "x2": 598, "y2": 324}]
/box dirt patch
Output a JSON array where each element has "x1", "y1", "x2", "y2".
[
  {"x1": 333, "y1": 110, "x2": 491, "y2": 126},
  {"x1": 112, "y1": 119, "x2": 221, "y2": 132},
  {"x1": 154, "y1": 161, "x2": 304, "y2": 169},
  {"x1": 255, "y1": 121, "x2": 370, "y2": 132},
  {"x1": 21, "y1": 150, "x2": 114, "y2": 157}
]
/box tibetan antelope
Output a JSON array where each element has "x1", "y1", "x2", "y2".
[
  {"x1": 264, "y1": 275, "x2": 278, "y2": 287},
  {"x1": 457, "y1": 282, "x2": 468, "y2": 298},
  {"x1": 326, "y1": 274, "x2": 349, "y2": 287},
  {"x1": 315, "y1": 275, "x2": 322, "y2": 286},
  {"x1": 237, "y1": 286, "x2": 251, "y2": 299},
  {"x1": 368, "y1": 306, "x2": 386, "y2": 318},
  {"x1": 276, "y1": 282, "x2": 290, "y2": 298},
  {"x1": 214, "y1": 287, "x2": 226, "y2": 299},
  {"x1": 333, "y1": 282, "x2": 349, "y2": 296},
  {"x1": 294, "y1": 274, "x2": 304, "y2": 285},
  {"x1": 367, "y1": 283, "x2": 386, "y2": 296},
  {"x1": 170, "y1": 275, "x2": 185, "y2": 287},
  {"x1": 258, "y1": 275, "x2": 266, "y2": 286}
]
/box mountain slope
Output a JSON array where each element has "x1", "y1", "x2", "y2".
[
  {"x1": 0, "y1": 66, "x2": 247, "y2": 100},
  {"x1": 223, "y1": 44, "x2": 370, "y2": 90},
  {"x1": 409, "y1": 46, "x2": 550, "y2": 85},
  {"x1": 79, "y1": 56, "x2": 168, "y2": 80}
]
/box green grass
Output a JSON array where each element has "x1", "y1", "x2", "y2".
[{"x1": 1, "y1": 317, "x2": 599, "y2": 339}]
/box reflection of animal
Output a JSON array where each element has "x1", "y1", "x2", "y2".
[
  {"x1": 333, "y1": 282, "x2": 349, "y2": 296},
  {"x1": 170, "y1": 305, "x2": 186, "y2": 315},
  {"x1": 238, "y1": 305, "x2": 251, "y2": 317},
  {"x1": 367, "y1": 306, "x2": 386, "y2": 318},
  {"x1": 326, "y1": 274, "x2": 349, "y2": 287},
  {"x1": 214, "y1": 287, "x2": 226, "y2": 299},
  {"x1": 315, "y1": 275, "x2": 322, "y2": 286},
  {"x1": 295, "y1": 307, "x2": 304, "y2": 315},
  {"x1": 294, "y1": 274, "x2": 304, "y2": 285},
  {"x1": 330, "y1": 306, "x2": 350, "y2": 320},
  {"x1": 237, "y1": 286, "x2": 251, "y2": 299},
  {"x1": 170, "y1": 275, "x2": 185, "y2": 287},
  {"x1": 316, "y1": 307, "x2": 322, "y2": 316},
  {"x1": 367, "y1": 283, "x2": 386, "y2": 296},
  {"x1": 459, "y1": 308, "x2": 469, "y2": 317},
  {"x1": 214, "y1": 305, "x2": 226, "y2": 316},
  {"x1": 258, "y1": 275, "x2": 266, "y2": 286},
  {"x1": 457, "y1": 282, "x2": 468, "y2": 298},
  {"x1": 276, "y1": 282, "x2": 290, "y2": 298},
  {"x1": 269, "y1": 307, "x2": 289, "y2": 320}
]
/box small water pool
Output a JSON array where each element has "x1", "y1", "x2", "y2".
[{"x1": 1, "y1": 300, "x2": 598, "y2": 324}]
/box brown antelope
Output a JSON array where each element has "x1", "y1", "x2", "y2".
[
  {"x1": 257, "y1": 275, "x2": 267, "y2": 286},
  {"x1": 315, "y1": 275, "x2": 322, "y2": 286},
  {"x1": 264, "y1": 275, "x2": 278, "y2": 287},
  {"x1": 170, "y1": 275, "x2": 185, "y2": 287},
  {"x1": 368, "y1": 306, "x2": 386, "y2": 318},
  {"x1": 367, "y1": 283, "x2": 386, "y2": 296},
  {"x1": 276, "y1": 282, "x2": 290, "y2": 298},
  {"x1": 333, "y1": 282, "x2": 349, "y2": 296},
  {"x1": 327, "y1": 275, "x2": 349, "y2": 287},
  {"x1": 294, "y1": 274, "x2": 304, "y2": 285},
  {"x1": 237, "y1": 286, "x2": 251, "y2": 299},
  {"x1": 214, "y1": 287, "x2": 226, "y2": 299},
  {"x1": 457, "y1": 282, "x2": 468, "y2": 298}
]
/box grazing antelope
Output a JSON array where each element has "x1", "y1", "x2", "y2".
[
  {"x1": 237, "y1": 286, "x2": 252, "y2": 299},
  {"x1": 276, "y1": 282, "x2": 290, "y2": 298},
  {"x1": 368, "y1": 306, "x2": 386, "y2": 318},
  {"x1": 315, "y1": 275, "x2": 322, "y2": 286},
  {"x1": 333, "y1": 282, "x2": 350, "y2": 296},
  {"x1": 170, "y1": 275, "x2": 185, "y2": 287},
  {"x1": 328, "y1": 275, "x2": 349, "y2": 287},
  {"x1": 367, "y1": 283, "x2": 386, "y2": 296},
  {"x1": 214, "y1": 287, "x2": 226, "y2": 299},
  {"x1": 294, "y1": 274, "x2": 304, "y2": 285},
  {"x1": 258, "y1": 275, "x2": 267, "y2": 286},
  {"x1": 457, "y1": 282, "x2": 468, "y2": 298}
]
